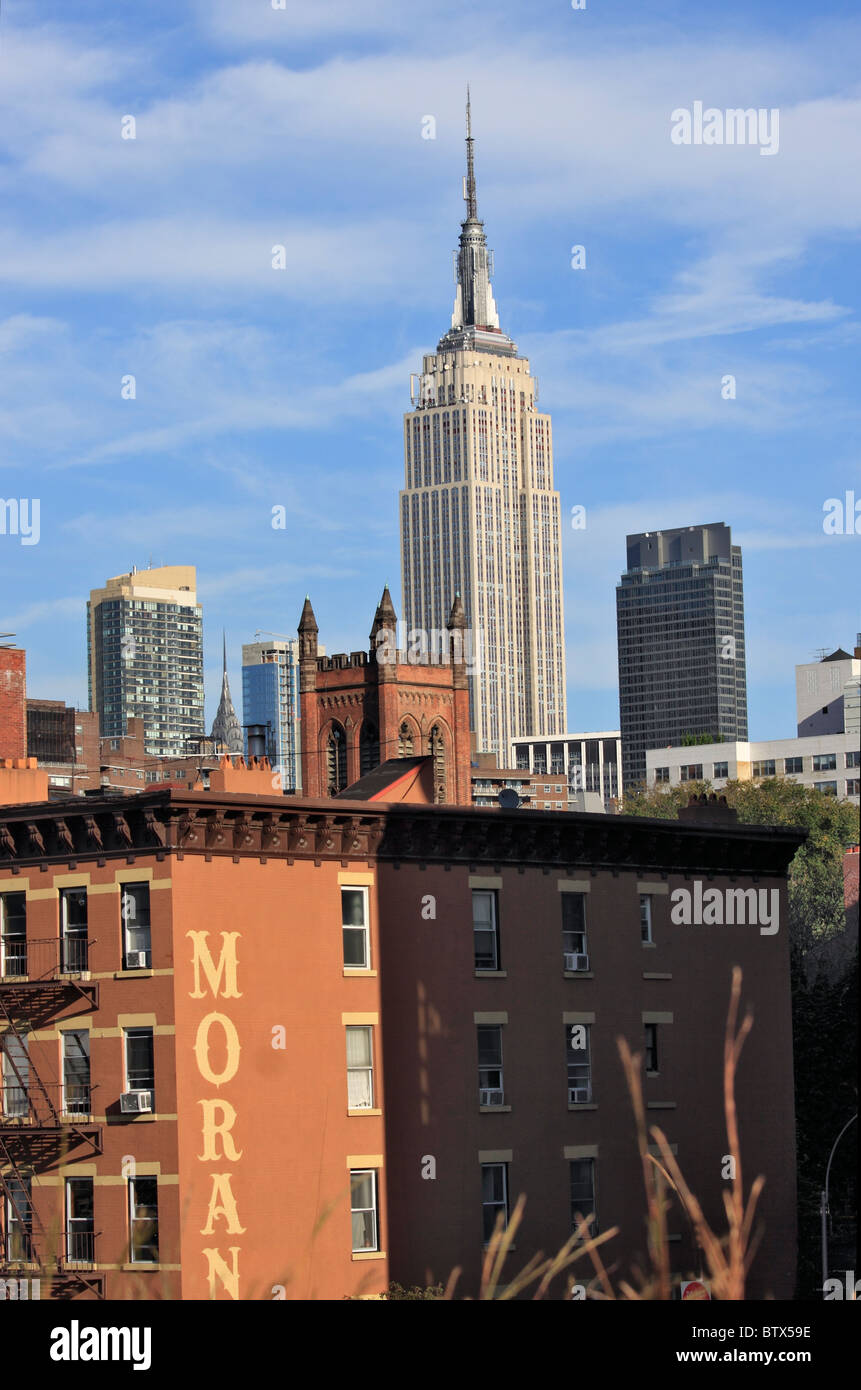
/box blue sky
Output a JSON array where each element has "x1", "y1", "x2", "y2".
[{"x1": 1, "y1": 0, "x2": 859, "y2": 742}]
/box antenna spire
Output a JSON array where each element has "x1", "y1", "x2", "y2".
[{"x1": 465, "y1": 85, "x2": 477, "y2": 220}]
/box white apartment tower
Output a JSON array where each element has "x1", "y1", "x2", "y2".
[{"x1": 399, "y1": 96, "x2": 567, "y2": 760}]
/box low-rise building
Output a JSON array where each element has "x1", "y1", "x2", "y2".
[{"x1": 0, "y1": 770, "x2": 802, "y2": 1300}]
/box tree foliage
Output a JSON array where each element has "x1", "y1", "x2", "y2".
[{"x1": 622, "y1": 776, "x2": 859, "y2": 1296}]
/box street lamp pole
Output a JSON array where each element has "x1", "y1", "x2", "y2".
[{"x1": 820, "y1": 1113, "x2": 857, "y2": 1292}]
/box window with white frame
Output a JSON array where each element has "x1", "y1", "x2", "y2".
[
  {"x1": 62, "y1": 1030, "x2": 91, "y2": 1114},
  {"x1": 477, "y1": 1025, "x2": 504, "y2": 1104},
  {"x1": 0, "y1": 893, "x2": 26, "y2": 977},
  {"x1": 60, "y1": 887, "x2": 88, "y2": 973},
  {"x1": 472, "y1": 889, "x2": 500, "y2": 971},
  {"x1": 566, "y1": 1024, "x2": 592, "y2": 1103},
  {"x1": 129, "y1": 1177, "x2": 158, "y2": 1263},
  {"x1": 346, "y1": 1026, "x2": 374, "y2": 1109},
  {"x1": 350, "y1": 1169, "x2": 378, "y2": 1252},
  {"x1": 66, "y1": 1176, "x2": 94, "y2": 1264},
  {"x1": 124, "y1": 1027, "x2": 154, "y2": 1095},
  {"x1": 569, "y1": 1159, "x2": 597, "y2": 1236},
  {"x1": 640, "y1": 895, "x2": 653, "y2": 944},
  {"x1": 1, "y1": 1031, "x2": 28, "y2": 1119},
  {"x1": 4, "y1": 1177, "x2": 32, "y2": 1262},
  {"x1": 341, "y1": 887, "x2": 370, "y2": 969},
  {"x1": 121, "y1": 883, "x2": 152, "y2": 969},
  {"x1": 561, "y1": 892, "x2": 588, "y2": 969},
  {"x1": 481, "y1": 1162, "x2": 509, "y2": 1244}
]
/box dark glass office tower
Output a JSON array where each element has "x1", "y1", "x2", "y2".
[{"x1": 616, "y1": 523, "x2": 748, "y2": 790}]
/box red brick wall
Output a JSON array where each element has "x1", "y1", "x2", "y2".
[{"x1": 0, "y1": 648, "x2": 26, "y2": 760}]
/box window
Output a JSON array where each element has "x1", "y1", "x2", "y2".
[
  {"x1": 645, "y1": 1023, "x2": 659, "y2": 1073},
  {"x1": 472, "y1": 890, "x2": 499, "y2": 970},
  {"x1": 846, "y1": 750, "x2": 861, "y2": 769},
  {"x1": 62, "y1": 1030, "x2": 91, "y2": 1114},
  {"x1": 569, "y1": 1159, "x2": 597, "y2": 1235},
  {"x1": 813, "y1": 753, "x2": 837, "y2": 772},
  {"x1": 566, "y1": 1024, "x2": 592, "y2": 1103},
  {"x1": 350, "y1": 1169, "x2": 378, "y2": 1252},
  {"x1": 66, "y1": 1177, "x2": 95, "y2": 1264},
  {"x1": 654, "y1": 767, "x2": 670, "y2": 784},
  {"x1": 2, "y1": 1032, "x2": 28, "y2": 1119},
  {"x1": 784, "y1": 756, "x2": 803, "y2": 774},
  {"x1": 124, "y1": 1027, "x2": 154, "y2": 1095},
  {"x1": 561, "y1": 893, "x2": 588, "y2": 969},
  {"x1": 477, "y1": 1025, "x2": 504, "y2": 1104},
  {"x1": 640, "y1": 895, "x2": 653, "y2": 944},
  {"x1": 326, "y1": 723, "x2": 347, "y2": 794},
  {"x1": 847, "y1": 779, "x2": 860, "y2": 797},
  {"x1": 481, "y1": 1163, "x2": 509, "y2": 1244},
  {"x1": 341, "y1": 887, "x2": 369, "y2": 968},
  {"x1": 4, "y1": 1178, "x2": 32, "y2": 1262},
  {"x1": 712, "y1": 761, "x2": 729, "y2": 779},
  {"x1": 346, "y1": 1026, "x2": 374, "y2": 1109},
  {"x1": 0, "y1": 893, "x2": 26, "y2": 977},
  {"x1": 814, "y1": 781, "x2": 838, "y2": 796},
  {"x1": 680, "y1": 764, "x2": 703, "y2": 782},
  {"x1": 60, "y1": 888, "x2": 88, "y2": 972},
  {"x1": 752, "y1": 759, "x2": 776, "y2": 778},
  {"x1": 121, "y1": 883, "x2": 151, "y2": 969},
  {"x1": 129, "y1": 1177, "x2": 159, "y2": 1263}
]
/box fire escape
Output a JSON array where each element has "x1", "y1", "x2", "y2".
[{"x1": 1, "y1": 934, "x2": 103, "y2": 1299}]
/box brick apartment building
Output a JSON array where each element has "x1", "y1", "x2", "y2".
[{"x1": 0, "y1": 766, "x2": 803, "y2": 1301}]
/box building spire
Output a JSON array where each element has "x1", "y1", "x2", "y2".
[
  {"x1": 465, "y1": 86, "x2": 477, "y2": 221},
  {"x1": 438, "y1": 88, "x2": 508, "y2": 350}
]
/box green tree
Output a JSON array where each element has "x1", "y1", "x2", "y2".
[{"x1": 622, "y1": 776, "x2": 859, "y2": 1295}]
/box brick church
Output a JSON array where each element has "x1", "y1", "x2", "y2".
[{"x1": 298, "y1": 587, "x2": 471, "y2": 805}]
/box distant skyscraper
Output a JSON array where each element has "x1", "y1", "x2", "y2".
[
  {"x1": 242, "y1": 636, "x2": 303, "y2": 790},
  {"x1": 399, "y1": 94, "x2": 567, "y2": 762},
  {"x1": 616, "y1": 523, "x2": 748, "y2": 790},
  {"x1": 210, "y1": 633, "x2": 244, "y2": 756},
  {"x1": 87, "y1": 565, "x2": 204, "y2": 758}
]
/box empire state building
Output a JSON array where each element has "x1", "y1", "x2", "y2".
[{"x1": 399, "y1": 96, "x2": 568, "y2": 761}]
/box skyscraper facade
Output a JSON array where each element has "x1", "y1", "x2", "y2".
[
  {"x1": 399, "y1": 98, "x2": 567, "y2": 762},
  {"x1": 616, "y1": 523, "x2": 748, "y2": 790},
  {"x1": 87, "y1": 565, "x2": 204, "y2": 758},
  {"x1": 241, "y1": 636, "x2": 302, "y2": 790}
]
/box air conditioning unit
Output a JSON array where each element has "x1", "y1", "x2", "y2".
[
  {"x1": 120, "y1": 1090, "x2": 153, "y2": 1114},
  {"x1": 564, "y1": 952, "x2": 590, "y2": 971},
  {"x1": 479, "y1": 1088, "x2": 504, "y2": 1107},
  {"x1": 126, "y1": 951, "x2": 149, "y2": 970},
  {"x1": 569, "y1": 1087, "x2": 591, "y2": 1105}
]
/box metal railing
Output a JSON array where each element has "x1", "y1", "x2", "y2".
[
  {"x1": 1, "y1": 1082, "x2": 95, "y2": 1126},
  {"x1": 0, "y1": 937, "x2": 95, "y2": 980}
]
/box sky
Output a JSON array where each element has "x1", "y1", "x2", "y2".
[{"x1": 1, "y1": 0, "x2": 859, "y2": 742}]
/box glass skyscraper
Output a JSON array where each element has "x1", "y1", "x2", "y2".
[
  {"x1": 616, "y1": 523, "x2": 748, "y2": 791},
  {"x1": 241, "y1": 638, "x2": 302, "y2": 791}
]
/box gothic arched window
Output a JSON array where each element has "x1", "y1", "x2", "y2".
[
  {"x1": 429, "y1": 724, "x2": 447, "y2": 803},
  {"x1": 360, "y1": 722, "x2": 380, "y2": 777},
  {"x1": 398, "y1": 722, "x2": 414, "y2": 757},
  {"x1": 326, "y1": 723, "x2": 347, "y2": 794}
]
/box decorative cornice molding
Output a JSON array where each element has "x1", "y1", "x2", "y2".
[{"x1": 0, "y1": 791, "x2": 805, "y2": 877}]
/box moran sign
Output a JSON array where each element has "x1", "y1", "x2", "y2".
[{"x1": 187, "y1": 930, "x2": 245, "y2": 1298}]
